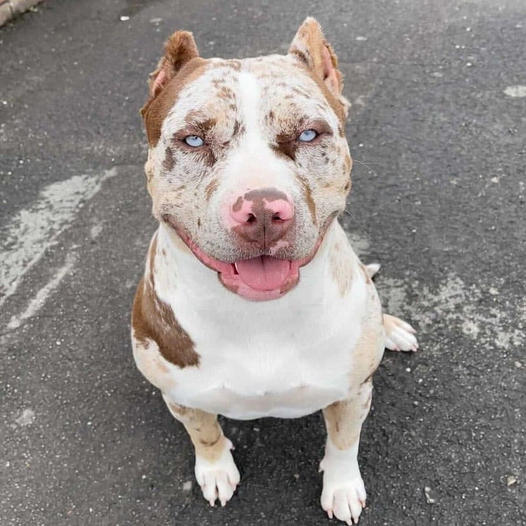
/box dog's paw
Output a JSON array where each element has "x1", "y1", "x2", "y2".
[
  {"x1": 320, "y1": 444, "x2": 366, "y2": 525},
  {"x1": 194, "y1": 439, "x2": 240, "y2": 507},
  {"x1": 321, "y1": 474, "x2": 366, "y2": 524},
  {"x1": 383, "y1": 313, "x2": 418, "y2": 352}
]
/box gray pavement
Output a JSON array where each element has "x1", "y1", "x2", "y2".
[{"x1": 1, "y1": 1, "x2": 525, "y2": 524}]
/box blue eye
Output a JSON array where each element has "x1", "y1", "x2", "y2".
[
  {"x1": 298, "y1": 129, "x2": 318, "y2": 142},
  {"x1": 184, "y1": 135, "x2": 204, "y2": 147}
]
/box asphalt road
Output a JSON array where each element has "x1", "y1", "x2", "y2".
[{"x1": 1, "y1": 1, "x2": 525, "y2": 525}]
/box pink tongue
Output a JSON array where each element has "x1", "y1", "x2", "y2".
[{"x1": 235, "y1": 256, "x2": 292, "y2": 291}]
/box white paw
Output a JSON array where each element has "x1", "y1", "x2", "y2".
[
  {"x1": 321, "y1": 473, "x2": 366, "y2": 524},
  {"x1": 320, "y1": 442, "x2": 366, "y2": 524},
  {"x1": 384, "y1": 314, "x2": 418, "y2": 352},
  {"x1": 194, "y1": 439, "x2": 240, "y2": 507}
]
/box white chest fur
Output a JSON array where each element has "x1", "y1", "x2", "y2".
[{"x1": 146, "y1": 223, "x2": 374, "y2": 420}]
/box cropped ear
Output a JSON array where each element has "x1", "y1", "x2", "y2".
[
  {"x1": 144, "y1": 30, "x2": 199, "y2": 101},
  {"x1": 288, "y1": 17, "x2": 349, "y2": 118}
]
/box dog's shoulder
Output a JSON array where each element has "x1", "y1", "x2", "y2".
[{"x1": 131, "y1": 232, "x2": 199, "y2": 369}]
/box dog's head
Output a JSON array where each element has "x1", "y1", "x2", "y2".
[{"x1": 141, "y1": 17, "x2": 352, "y2": 301}]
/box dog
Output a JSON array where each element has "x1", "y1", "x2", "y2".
[{"x1": 132, "y1": 17, "x2": 418, "y2": 524}]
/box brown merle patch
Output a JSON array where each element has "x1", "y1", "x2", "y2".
[
  {"x1": 295, "y1": 174, "x2": 317, "y2": 224},
  {"x1": 344, "y1": 154, "x2": 352, "y2": 172},
  {"x1": 141, "y1": 57, "x2": 208, "y2": 146},
  {"x1": 217, "y1": 86, "x2": 235, "y2": 100},
  {"x1": 132, "y1": 237, "x2": 199, "y2": 368},
  {"x1": 205, "y1": 178, "x2": 219, "y2": 201},
  {"x1": 272, "y1": 134, "x2": 298, "y2": 161},
  {"x1": 223, "y1": 60, "x2": 241, "y2": 71},
  {"x1": 163, "y1": 147, "x2": 175, "y2": 172},
  {"x1": 290, "y1": 49, "x2": 309, "y2": 66}
]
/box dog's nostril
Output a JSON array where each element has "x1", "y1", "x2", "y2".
[
  {"x1": 272, "y1": 213, "x2": 283, "y2": 222},
  {"x1": 246, "y1": 213, "x2": 257, "y2": 224}
]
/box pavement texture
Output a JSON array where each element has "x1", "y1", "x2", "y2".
[{"x1": 1, "y1": 1, "x2": 525, "y2": 524}]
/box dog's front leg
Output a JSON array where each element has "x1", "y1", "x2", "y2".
[
  {"x1": 320, "y1": 380, "x2": 372, "y2": 524},
  {"x1": 162, "y1": 395, "x2": 240, "y2": 507}
]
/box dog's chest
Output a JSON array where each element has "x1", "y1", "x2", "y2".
[
  {"x1": 170, "y1": 331, "x2": 358, "y2": 419},
  {"x1": 150, "y1": 223, "x2": 371, "y2": 420},
  {"x1": 162, "y1": 288, "x2": 365, "y2": 419}
]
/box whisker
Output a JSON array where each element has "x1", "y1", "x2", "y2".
[{"x1": 352, "y1": 158, "x2": 380, "y2": 178}]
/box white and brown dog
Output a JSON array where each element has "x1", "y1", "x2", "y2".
[{"x1": 131, "y1": 18, "x2": 418, "y2": 525}]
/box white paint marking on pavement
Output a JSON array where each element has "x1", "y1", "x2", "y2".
[
  {"x1": 376, "y1": 271, "x2": 526, "y2": 349},
  {"x1": 7, "y1": 253, "x2": 76, "y2": 330},
  {"x1": 90, "y1": 222, "x2": 103, "y2": 240},
  {"x1": 504, "y1": 85, "x2": 526, "y2": 98},
  {"x1": 0, "y1": 168, "x2": 117, "y2": 308},
  {"x1": 15, "y1": 408, "x2": 35, "y2": 427}
]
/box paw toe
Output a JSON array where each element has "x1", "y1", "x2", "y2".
[
  {"x1": 322, "y1": 478, "x2": 366, "y2": 524},
  {"x1": 384, "y1": 315, "x2": 419, "y2": 352}
]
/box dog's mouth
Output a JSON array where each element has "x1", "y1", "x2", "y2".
[
  {"x1": 232, "y1": 257, "x2": 295, "y2": 291},
  {"x1": 219, "y1": 255, "x2": 301, "y2": 301},
  {"x1": 180, "y1": 233, "x2": 320, "y2": 301},
  {"x1": 164, "y1": 216, "x2": 331, "y2": 301}
]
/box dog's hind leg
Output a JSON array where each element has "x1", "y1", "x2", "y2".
[
  {"x1": 383, "y1": 314, "x2": 418, "y2": 352},
  {"x1": 362, "y1": 263, "x2": 418, "y2": 352},
  {"x1": 162, "y1": 395, "x2": 240, "y2": 507}
]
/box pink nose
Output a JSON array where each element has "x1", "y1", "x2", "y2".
[{"x1": 229, "y1": 188, "x2": 295, "y2": 248}]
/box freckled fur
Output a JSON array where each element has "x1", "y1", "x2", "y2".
[
  {"x1": 330, "y1": 235, "x2": 353, "y2": 297},
  {"x1": 204, "y1": 178, "x2": 219, "y2": 201},
  {"x1": 163, "y1": 147, "x2": 175, "y2": 172},
  {"x1": 165, "y1": 401, "x2": 228, "y2": 463},
  {"x1": 132, "y1": 18, "x2": 418, "y2": 519}
]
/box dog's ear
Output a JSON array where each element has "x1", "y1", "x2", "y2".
[
  {"x1": 288, "y1": 18, "x2": 349, "y2": 117},
  {"x1": 145, "y1": 30, "x2": 199, "y2": 101}
]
